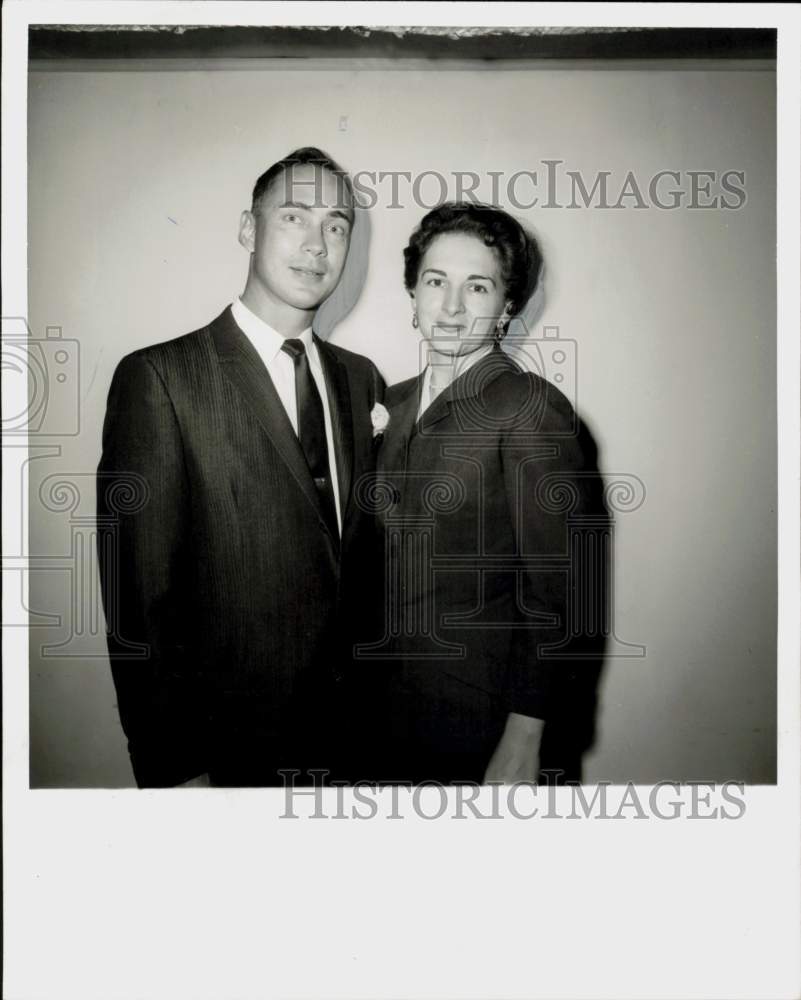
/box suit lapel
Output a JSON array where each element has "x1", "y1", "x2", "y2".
[
  {"x1": 382, "y1": 375, "x2": 423, "y2": 472},
  {"x1": 315, "y1": 337, "x2": 353, "y2": 520},
  {"x1": 381, "y1": 348, "x2": 524, "y2": 456},
  {"x1": 420, "y1": 347, "x2": 521, "y2": 432},
  {"x1": 209, "y1": 308, "x2": 327, "y2": 528},
  {"x1": 418, "y1": 386, "x2": 452, "y2": 432}
]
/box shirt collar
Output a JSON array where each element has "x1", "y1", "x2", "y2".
[
  {"x1": 231, "y1": 298, "x2": 314, "y2": 363},
  {"x1": 423, "y1": 342, "x2": 496, "y2": 393}
]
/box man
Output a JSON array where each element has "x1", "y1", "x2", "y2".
[{"x1": 97, "y1": 148, "x2": 384, "y2": 787}]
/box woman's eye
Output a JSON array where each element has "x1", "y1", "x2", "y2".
[
  {"x1": 468, "y1": 283, "x2": 489, "y2": 294},
  {"x1": 426, "y1": 277, "x2": 443, "y2": 288}
]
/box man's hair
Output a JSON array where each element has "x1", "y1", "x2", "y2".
[
  {"x1": 403, "y1": 202, "x2": 542, "y2": 314},
  {"x1": 250, "y1": 146, "x2": 353, "y2": 214}
]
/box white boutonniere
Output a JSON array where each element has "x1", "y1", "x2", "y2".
[{"x1": 370, "y1": 402, "x2": 390, "y2": 438}]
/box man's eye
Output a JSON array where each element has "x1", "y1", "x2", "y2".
[
  {"x1": 326, "y1": 222, "x2": 348, "y2": 236},
  {"x1": 283, "y1": 213, "x2": 302, "y2": 223}
]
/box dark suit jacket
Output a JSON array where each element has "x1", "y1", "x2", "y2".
[
  {"x1": 97, "y1": 306, "x2": 384, "y2": 787},
  {"x1": 374, "y1": 348, "x2": 606, "y2": 782}
]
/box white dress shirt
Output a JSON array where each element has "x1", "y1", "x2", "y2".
[
  {"x1": 231, "y1": 298, "x2": 343, "y2": 534},
  {"x1": 417, "y1": 343, "x2": 496, "y2": 422}
]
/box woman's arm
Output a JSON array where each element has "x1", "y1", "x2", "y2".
[
  {"x1": 487, "y1": 372, "x2": 596, "y2": 782},
  {"x1": 484, "y1": 713, "x2": 545, "y2": 784}
]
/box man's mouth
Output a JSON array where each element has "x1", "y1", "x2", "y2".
[{"x1": 290, "y1": 266, "x2": 326, "y2": 279}]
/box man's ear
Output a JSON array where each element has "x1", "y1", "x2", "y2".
[{"x1": 238, "y1": 210, "x2": 256, "y2": 252}]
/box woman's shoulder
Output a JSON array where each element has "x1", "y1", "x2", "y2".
[{"x1": 483, "y1": 354, "x2": 577, "y2": 431}]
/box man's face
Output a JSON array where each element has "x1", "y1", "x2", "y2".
[{"x1": 239, "y1": 163, "x2": 353, "y2": 323}]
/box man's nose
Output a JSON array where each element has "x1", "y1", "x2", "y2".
[{"x1": 302, "y1": 225, "x2": 327, "y2": 256}]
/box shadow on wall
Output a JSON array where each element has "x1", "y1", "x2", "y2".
[{"x1": 314, "y1": 202, "x2": 372, "y2": 341}]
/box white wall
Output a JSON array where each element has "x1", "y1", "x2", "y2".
[{"x1": 27, "y1": 62, "x2": 776, "y2": 785}]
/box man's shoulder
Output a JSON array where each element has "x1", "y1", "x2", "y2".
[
  {"x1": 114, "y1": 310, "x2": 226, "y2": 376},
  {"x1": 322, "y1": 339, "x2": 376, "y2": 372},
  {"x1": 320, "y1": 340, "x2": 384, "y2": 394},
  {"x1": 386, "y1": 374, "x2": 418, "y2": 408},
  {"x1": 123, "y1": 329, "x2": 208, "y2": 365}
]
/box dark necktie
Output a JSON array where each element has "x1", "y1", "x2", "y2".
[{"x1": 281, "y1": 338, "x2": 339, "y2": 539}]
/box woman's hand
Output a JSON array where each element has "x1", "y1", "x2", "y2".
[
  {"x1": 177, "y1": 772, "x2": 211, "y2": 788},
  {"x1": 483, "y1": 713, "x2": 544, "y2": 784}
]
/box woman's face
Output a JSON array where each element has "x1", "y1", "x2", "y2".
[{"x1": 412, "y1": 232, "x2": 510, "y2": 357}]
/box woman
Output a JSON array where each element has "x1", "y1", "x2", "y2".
[{"x1": 371, "y1": 202, "x2": 605, "y2": 784}]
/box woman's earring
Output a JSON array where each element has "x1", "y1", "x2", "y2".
[
  {"x1": 495, "y1": 304, "x2": 512, "y2": 341},
  {"x1": 412, "y1": 313, "x2": 419, "y2": 329}
]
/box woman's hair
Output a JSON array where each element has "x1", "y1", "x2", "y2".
[{"x1": 403, "y1": 201, "x2": 542, "y2": 314}]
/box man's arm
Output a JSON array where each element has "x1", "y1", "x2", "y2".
[{"x1": 97, "y1": 353, "x2": 208, "y2": 787}]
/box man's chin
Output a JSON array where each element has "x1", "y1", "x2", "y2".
[{"x1": 287, "y1": 291, "x2": 333, "y2": 312}]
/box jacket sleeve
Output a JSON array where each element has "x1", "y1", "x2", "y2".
[
  {"x1": 500, "y1": 377, "x2": 605, "y2": 721},
  {"x1": 97, "y1": 353, "x2": 208, "y2": 787}
]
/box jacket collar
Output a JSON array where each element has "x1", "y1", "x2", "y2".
[{"x1": 390, "y1": 345, "x2": 520, "y2": 436}]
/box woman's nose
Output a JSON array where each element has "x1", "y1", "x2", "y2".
[{"x1": 443, "y1": 288, "x2": 465, "y2": 315}]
